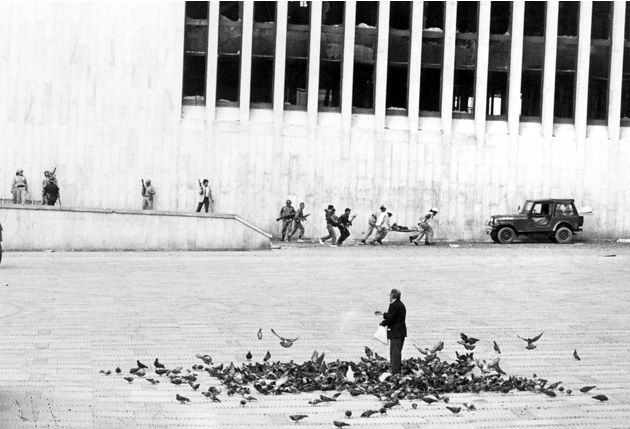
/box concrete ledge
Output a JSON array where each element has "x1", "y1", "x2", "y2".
[{"x1": 0, "y1": 205, "x2": 271, "y2": 251}]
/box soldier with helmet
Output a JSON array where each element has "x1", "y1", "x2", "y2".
[{"x1": 410, "y1": 208, "x2": 439, "y2": 245}]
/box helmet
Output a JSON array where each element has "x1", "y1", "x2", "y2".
[{"x1": 430, "y1": 207, "x2": 439, "y2": 213}]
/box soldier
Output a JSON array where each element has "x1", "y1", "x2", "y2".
[
  {"x1": 11, "y1": 169, "x2": 29, "y2": 204},
  {"x1": 42, "y1": 171, "x2": 60, "y2": 206},
  {"x1": 196, "y1": 179, "x2": 214, "y2": 213},
  {"x1": 336, "y1": 208, "x2": 356, "y2": 246},
  {"x1": 277, "y1": 200, "x2": 296, "y2": 241},
  {"x1": 287, "y1": 202, "x2": 309, "y2": 242},
  {"x1": 411, "y1": 208, "x2": 439, "y2": 245},
  {"x1": 141, "y1": 179, "x2": 156, "y2": 210},
  {"x1": 319, "y1": 205, "x2": 338, "y2": 246},
  {"x1": 360, "y1": 208, "x2": 380, "y2": 244}
]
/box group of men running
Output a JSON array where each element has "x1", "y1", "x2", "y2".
[{"x1": 277, "y1": 200, "x2": 439, "y2": 246}]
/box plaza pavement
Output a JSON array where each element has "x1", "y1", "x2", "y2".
[{"x1": 0, "y1": 242, "x2": 629, "y2": 428}]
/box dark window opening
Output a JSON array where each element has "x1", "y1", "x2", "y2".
[
  {"x1": 457, "y1": 2, "x2": 478, "y2": 34},
  {"x1": 356, "y1": 1, "x2": 378, "y2": 27},
  {"x1": 386, "y1": 65, "x2": 408, "y2": 110},
  {"x1": 591, "y1": 1, "x2": 612, "y2": 40},
  {"x1": 521, "y1": 71, "x2": 542, "y2": 117},
  {"x1": 490, "y1": 1, "x2": 511, "y2": 35},
  {"x1": 186, "y1": 1, "x2": 208, "y2": 20},
  {"x1": 424, "y1": 1, "x2": 444, "y2": 30},
  {"x1": 486, "y1": 71, "x2": 508, "y2": 116},
  {"x1": 623, "y1": 43, "x2": 630, "y2": 122},
  {"x1": 285, "y1": 59, "x2": 308, "y2": 108},
  {"x1": 251, "y1": 58, "x2": 274, "y2": 104},
  {"x1": 420, "y1": 67, "x2": 441, "y2": 112},
  {"x1": 322, "y1": 1, "x2": 344, "y2": 25},
  {"x1": 353, "y1": 63, "x2": 376, "y2": 109},
  {"x1": 217, "y1": 1, "x2": 242, "y2": 106},
  {"x1": 319, "y1": 2, "x2": 344, "y2": 111},
  {"x1": 453, "y1": 69, "x2": 475, "y2": 114},
  {"x1": 554, "y1": 72, "x2": 576, "y2": 119},
  {"x1": 390, "y1": 1, "x2": 411, "y2": 30},
  {"x1": 524, "y1": 1, "x2": 545, "y2": 37},
  {"x1": 288, "y1": 1, "x2": 310, "y2": 25},
  {"x1": 254, "y1": 1, "x2": 276, "y2": 23},
  {"x1": 558, "y1": 2, "x2": 579, "y2": 37},
  {"x1": 183, "y1": 2, "x2": 209, "y2": 106}
]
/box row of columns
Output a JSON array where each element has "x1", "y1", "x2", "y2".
[{"x1": 203, "y1": 1, "x2": 627, "y2": 141}]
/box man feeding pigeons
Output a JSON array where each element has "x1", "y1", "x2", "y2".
[{"x1": 377, "y1": 288, "x2": 407, "y2": 375}]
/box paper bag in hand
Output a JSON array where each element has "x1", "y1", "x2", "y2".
[{"x1": 373, "y1": 325, "x2": 388, "y2": 345}]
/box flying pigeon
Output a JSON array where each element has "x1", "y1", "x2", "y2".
[
  {"x1": 460, "y1": 333, "x2": 479, "y2": 344},
  {"x1": 573, "y1": 350, "x2": 581, "y2": 360},
  {"x1": 263, "y1": 351, "x2": 271, "y2": 362},
  {"x1": 518, "y1": 332, "x2": 543, "y2": 349},
  {"x1": 289, "y1": 415, "x2": 308, "y2": 422},
  {"x1": 431, "y1": 341, "x2": 444, "y2": 353},
  {"x1": 257, "y1": 328, "x2": 263, "y2": 340},
  {"x1": 176, "y1": 394, "x2": 190, "y2": 404},
  {"x1": 413, "y1": 344, "x2": 429, "y2": 355},
  {"x1": 271, "y1": 329, "x2": 300, "y2": 348},
  {"x1": 493, "y1": 341, "x2": 501, "y2": 354}
]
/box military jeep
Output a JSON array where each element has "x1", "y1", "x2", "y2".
[{"x1": 486, "y1": 199, "x2": 584, "y2": 244}]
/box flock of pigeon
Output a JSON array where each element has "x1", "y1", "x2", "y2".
[{"x1": 100, "y1": 329, "x2": 609, "y2": 426}]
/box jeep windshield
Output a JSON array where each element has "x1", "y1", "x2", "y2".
[{"x1": 520, "y1": 201, "x2": 533, "y2": 214}]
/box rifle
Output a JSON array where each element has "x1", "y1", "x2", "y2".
[
  {"x1": 345, "y1": 215, "x2": 357, "y2": 227},
  {"x1": 296, "y1": 213, "x2": 311, "y2": 222},
  {"x1": 141, "y1": 179, "x2": 146, "y2": 196},
  {"x1": 276, "y1": 214, "x2": 295, "y2": 222},
  {"x1": 51, "y1": 165, "x2": 57, "y2": 177}
]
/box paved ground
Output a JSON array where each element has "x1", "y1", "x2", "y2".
[{"x1": 0, "y1": 242, "x2": 629, "y2": 429}]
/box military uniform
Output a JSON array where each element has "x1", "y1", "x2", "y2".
[
  {"x1": 288, "y1": 206, "x2": 306, "y2": 240},
  {"x1": 278, "y1": 203, "x2": 296, "y2": 241},
  {"x1": 142, "y1": 181, "x2": 156, "y2": 210},
  {"x1": 411, "y1": 209, "x2": 438, "y2": 245},
  {"x1": 337, "y1": 211, "x2": 353, "y2": 246},
  {"x1": 319, "y1": 207, "x2": 338, "y2": 245}
]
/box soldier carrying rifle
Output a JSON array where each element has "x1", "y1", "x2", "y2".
[
  {"x1": 196, "y1": 179, "x2": 214, "y2": 213},
  {"x1": 141, "y1": 179, "x2": 155, "y2": 210},
  {"x1": 277, "y1": 200, "x2": 296, "y2": 241},
  {"x1": 336, "y1": 208, "x2": 356, "y2": 246},
  {"x1": 287, "y1": 202, "x2": 309, "y2": 242}
]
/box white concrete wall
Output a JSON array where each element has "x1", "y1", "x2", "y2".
[
  {"x1": 0, "y1": 205, "x2": 271, "y2": 251},
  {"x1": 0, "y1": 2, "x2": 628, "y2": 242}
]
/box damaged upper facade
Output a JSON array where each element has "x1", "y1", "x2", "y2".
[{"x1": 183, "y1": 0, "x2": 630, "y2": 128}]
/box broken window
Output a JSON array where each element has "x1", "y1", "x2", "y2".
[
  {"x1": 554, "y1": 1, "x2": 579, "y2": 121},
  {"x1": 217, "y1": 1, "x2": 242, "y2": 106},
  {"x1": 251, "y1": 1, "x2": 276, "y2": 106},
  {"x1": 520, "y1": 1, "x2": 545, "y2": 118},
  {"x1": 587, "y1": 1, "x2": 613, "y2": 122},
  {"x1": 420, "y1": 1, "x2": 444, "y2": 114},
  {"x1": 353, "y1": 1, "x2": 378, "y2": 111},
  {"x1": 319, "y1": 2, "x2": 344, "y2": 110},
  {"x1": 285, "y1": 1, "x2": 311, "y2": 110},
  {"x1": 622, "y1": 7, "x2": 630, "y2": 124},
  {"x1": 487, "y1": 2, "x2": 511, "y2": 117},
  {"x1": 453, "y1": 2, "x2": 478, "y2": 115},
  {"x1": 183, "y1": 1, "x2": 209, "y2": 106},
  {"x1": 386, "y1": 1, "x2": 411, "y2": 113}
]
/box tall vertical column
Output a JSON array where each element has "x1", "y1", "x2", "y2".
[
  {"x1": 575, "y1": 0, "x2": 593, "y2": 139},
  {"x1": 374, "y1": 0, "x2": 390, "y2": 132},
  {"x1": 273, "y1": 1, "x2": 288, "y2": 125},
  {"x1": 239, "y1": 1, "x2": 254, "y2": 126},
  {"x1": 474, "y1": 1, "x2": 491, "y2": 142},
  {"x1": 608, "y1": 1, "x2": 626, "y2": 141},
  {"x1": 307, "y1": 1, "x2": 323, "y2": 129},
  {"x1": 541, "y1": 1, "x2": 559, "y2": 138},
  {"x1": 508, "y1": 1, "x2": 525, "y2": 137},
  {"x1": 341, "y1": 0, "x2": 357, "y2": 129},
  {"x1": 407, "y1": 0, "x2": 424, "y2": 133},
  {"x1": 205, "y1": 1, "x2": 220, "y2": 124},
  {"x1": 441, "y1": 1, "x2": 457, "y2": 135}
]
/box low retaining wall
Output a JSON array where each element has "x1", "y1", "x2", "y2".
[{"x1": 0, "y1": 205, "x2": 271, "y2": 251}]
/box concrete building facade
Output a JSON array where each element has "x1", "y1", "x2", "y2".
[{"x1": 1, "y1": 1, "x2": 629, "y2": 241}]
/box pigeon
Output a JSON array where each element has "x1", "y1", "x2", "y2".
[
  {"x1": 360, "y1": 410, "x2": 378, "y2": 418},
  {"x1": 270, "y1": 329, "x2": 300, "y2": 348},
  {"x1": 446, "y1": 406, "x2": 461, "y2": 414},
  {"x1": 289, "y1": 415, "x2": 308, "y2": 422},
  {"x1": 573, "y1": 350, "x2": 581, "y2": 360},
  {"x1": 263, "y1": 351, "x2": 271, "y2": 362},
  {"x1": 490, "y1": 360, "x2": 506, "y2": 375},
  {"x1": 379, "y1": 407, "x2": 386, "y2": 415},
  {"x1": 146, "y1": 378, "x2": 159, "y2": 385},
  {"x1": 242, "y1": 395, "x2": 257, "y2": 402},
  {"x1": 566, "y1": 390, "x2": 572, "y2": 395},
  {"x1": 320, "y1": 394, "x2": 336, "y2": 402},
  {"x1": 129, "y1": 367, "x2": 141, "y2": 374},
  {"x1": 463, "y1": 403, "x2": 477, "y2": 411},
  {"x1": 134, "y1": 369, "x2": 146, "y2": 377},
  {"x1": 345, "y1": 410, "x2": 352, "y2": 418},
  {"x1": 246, "y1": 351, "x2": 252, "y2": 360},
  {"x1": 518, "y1": 332, "x2": 543, "y2": 349},
  {"x1": 308, "y1": 398, "x2": 322, "y2": 405},
  {"x1": 240, "y1": 399, "x2": 247, "y2": 406},
  {"x1": 413, "y1": 344, "x2": 429, "y2": 355},
  {"x1": 580, "y1": 386, "x2": 597, "y2": 393},
  {"x1": 154, "y1": 358, "x2": 165, "y2": 369},
  {"x1": 412, "y1": 403, "x2": 418, "y2": 409},
  {"x1": 189, "y1": 382, "x2": 200, "y2": 390},
  {"x1": 431, "y1": 341, "x2": 444, "y2": 353},
  {"x1": 364, "y1": 346, "x2": 374, "y2": 359},
  {"x1": 460, "y1": 333, "x2": 479, "y2": 344},
  {"x1": 421, "y1": 395, "x2": 438, "y2": 404},
  {"x1": 176, "y1": 394, "x2": 190, "y2": 404},
  {"x1": 195, "y1": 354, "x2": 213, "y2": 365},
  {"x1": 115, "y1": 367, "x2": 121, "y2": 374},
  {"x1": 99, "y1": 370, "x2": 112, "y2": 375},
  {"x1": 257, "y1": 328, "x2": 263, "y2": 340},
  {"x1": 137, "y1": 360, "x2": 148, "y2": 369},
  {"x1": 155, "y1": 368, "x2": 168, "y2": 375},
  {"x1": 592, "y1": 394, "x2": 608, "y2": 402},
  {"x1": 170, "y1": 378, "x2": 183, "y2": 385},
  {"x1": 493, "y1": 341, "x2": 501, "y2": 354},
  {"x1": 333, "y1": 422, "x2": 350, "y2": 427},
  {"x1": 123, "y1": 376, "x2": 134, "y2": 383}
]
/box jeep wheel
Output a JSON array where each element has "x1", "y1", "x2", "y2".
[
  {"x1": 554, "y1": 227, "x2": 573, "y2": 244},
  {"x1": 490, "y1": 231, "x2": 500, "y2": 243},
  {"x1": 497, "y1": 227, "x2": 515, "y2": 244}
]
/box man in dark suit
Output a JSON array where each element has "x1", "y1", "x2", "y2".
[{"x1": 380, "y1": 288, "x2": 407, "y2": 374}]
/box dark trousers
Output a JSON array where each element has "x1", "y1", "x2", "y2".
[
  {"x1": 389, "y1": 337, "x2": 405, "y2": 374},
  {"x1": 46, "y1": 195, "x2": 58, "y2": 206},
  {"x1": 337, "y1": 226, "x2": 350, "y2": 245},
  {"x1": 281, "y1": 220, "x2": 293, "y2": 239},
  {"x1": 196, "y1": 197, "x2": 209, "y2": 213}
]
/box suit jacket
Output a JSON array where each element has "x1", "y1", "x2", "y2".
[{"x1": 381, "y1": 299, "x2": 407, "y2": 339}]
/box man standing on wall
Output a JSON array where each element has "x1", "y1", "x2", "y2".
[
  {"x1": 277, "y1": 200, "x2": 296, "y2": 241},
  {"x1": 360, "y1": 209, "x2": 379, "y2": 244},
  {"x1": 287, "y1": 202, "x2": 308, "y2": 242},
  {"x1": 411, "y1": 208, "x2": 438, "y2": 245},
  {"x1": 377, "y1": 289, "x2": 407, "y2": 375},
  {"x1": 196, "y1": 179, "x2": 214, "y2": 213},
  {"x1": 11, "y1": 169, "x2": 29, "y2": 204},
  {"x1": 371, "y1": 205, "x2": 391, "y2": 245},
  {"x1": 336, "y1": 208, "x2": 355, "y2": 246},
  {"x1": 141, "y1": 179, "x2": 156, "y2": 210},
  {"x1": 319, "y1": 205, "x2": 338, "y2": 246}
]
